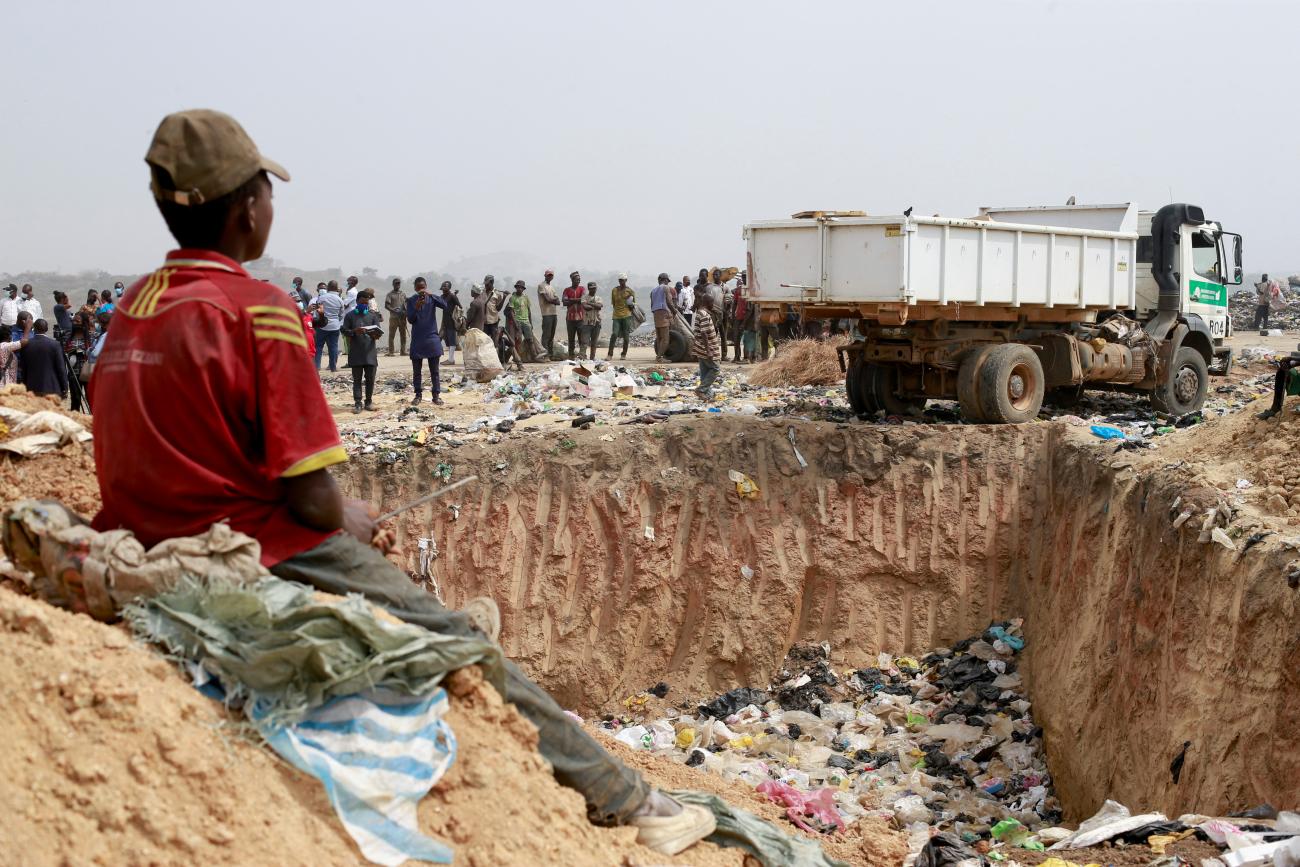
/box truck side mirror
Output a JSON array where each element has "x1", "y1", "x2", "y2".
[{"x1": 1222, "y1": 233, "x2": 1244, "y2": 285}]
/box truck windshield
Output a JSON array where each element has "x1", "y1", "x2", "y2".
[{"x1": 1192, "y1": 231, "x2": 1221, "y2": 282}]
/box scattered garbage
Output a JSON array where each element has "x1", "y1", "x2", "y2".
[{"x1": 597, "y1": 621, "x2": 1065, "y2": 852}]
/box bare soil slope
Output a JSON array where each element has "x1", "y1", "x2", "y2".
[{"x1": 0, "y1": 586, "x2": 754, "y2": 867}]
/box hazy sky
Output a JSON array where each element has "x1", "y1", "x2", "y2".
[{"x1": 3, "y1": 0, "x2": 1297, "y2": 278}]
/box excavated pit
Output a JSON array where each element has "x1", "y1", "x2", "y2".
[{"x1": 337, "y1": 416, "x2": 1298, "y2": 824}]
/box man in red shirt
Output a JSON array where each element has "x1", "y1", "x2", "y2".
[
  {"x1": 89, "y1": 109, "x2": 711, "y2": 857},
  {"x1": 561, "y1": 270, "x2": 585, "y2": 359}
]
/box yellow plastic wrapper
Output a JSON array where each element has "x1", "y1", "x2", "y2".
[
  {"x1": 675, "y1": 728, "x2": 695, "y2": 750},
  {"x1": 728, "y1": 470, "x2": 760, "y2": 500}
]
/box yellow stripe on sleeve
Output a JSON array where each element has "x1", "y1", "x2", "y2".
[
  {"x1": 139, "y1": 268, "x2": 174, "y2": 315},
  {"x1": 254, "y1": 328, "x2": 308, "y2": 349},
  {"x1": 128, "y1": 271, "x2": 161, "y2": 315},
  {"x1": 281, "y1": 445, "x2": 349, "y2": 478},
  {"x1": 248, "y1": 304, "x2": 301, "y2": 323},
  {"x1": 252, "y1": 316, "x2": 306, "y2": 333}
]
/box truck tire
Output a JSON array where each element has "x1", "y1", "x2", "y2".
[
  {"x1": 845, "y1": 357, "x2": 870, "y2": 417},
  {"x1": 863, "y1": 363, "x2": 925, "y2": 416},
  {"x1": 664, "y1": 329, "x2": 690, "y2": 363},
  {"x1": 957, "y1": 345, "x2": 998, "y2": 422},
  {"x1": 977, "y1": 344, "x2": 1045, "y2": 423},
  {"x1": 1151, "y1": 345, "x2": 1209, "y2": 415}
]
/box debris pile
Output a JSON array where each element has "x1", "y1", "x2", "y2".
[
  {"x1": 598, "y1": 622, "x2": 1065, "y2": 858},
  {"x1": 1230, "y1": 283, "x2": 1300, "y2": 332},
  {"x1": 328, "y1": 361, "x2": 860, "y2": 460},
  {"x1": 0, "y1": 386, "x2": 100, "y2": 519},
  {"x1": 747, "y1": 339, "x2": 847, "y2": 387}
]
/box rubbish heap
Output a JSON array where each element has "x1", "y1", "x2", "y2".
[
  {"x1": 1230, "y1": 283, "x2": 1300, "y2": 333},
  {"x1": 599, "y1": 621, "x2": 1063, "y2": 857}
]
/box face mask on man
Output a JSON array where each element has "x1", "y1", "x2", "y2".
[{"x1": 356, "y1": 303, "x2": 369, "y2": 314}]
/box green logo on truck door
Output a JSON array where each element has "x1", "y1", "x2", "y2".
[{"x1": 1189, "y1": 279, "x2": 1227, "y2": 306}]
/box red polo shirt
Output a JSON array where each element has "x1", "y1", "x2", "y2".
[
  {"x1": 563, "y1": 285, "x2": 586, "y2": 321},
  {"x1": 89, "y1": 249, "x2": 348, "y2": 566}
]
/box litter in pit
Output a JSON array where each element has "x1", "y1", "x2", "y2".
[
  {"x1": 595, "y1": 622, "x2": 1066, "y2": 859},
  {"x1": 596, "y1": 622, "x2": 1300, "y2": 866}
]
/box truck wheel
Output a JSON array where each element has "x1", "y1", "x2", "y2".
[
  {"x1": 664, "y1": 329, "x2": 690, "y2": 363},
  {"x1": 1151, "y1": 346, "x2": 1209, "y2": 415},
  {"x1": 845, "y1": 357, "x2": 870, "y2": 417},
  {"x1": 864, "y1": 363, "x2": 925, "y2": 416},
  {"x1": 977, "y1": 344, "x2": 1045, "y2": 423},
  {"x1": 957, "y1": 346, "x2": 998, "y2": 422}
]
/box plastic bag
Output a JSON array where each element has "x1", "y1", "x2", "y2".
[
  {"x1": 1090, "y1": 424, "x2": 1126, "y2": 440},
  {"x1": 892, "y1": 794, "x2": 933, "y2": 825},
  {"x1": 756, "y1": 780, "x2": 844, "y2": 833},
  {"x1": 728, "y1": 470, "x2": 761, "y2": 500},
  {"x1": 462, "y1": 328, "x2": 504, "y2": 383}
]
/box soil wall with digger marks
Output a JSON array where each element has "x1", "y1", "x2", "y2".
[
  {"x1": 1018, "y1": 441, "x2": 1299, "y2": 821},
  {"x1": 344, "y1": 418, "x2": 1049, "y2": 711},
  {"x1": 340, "y1": 416, "x2": 1298, "y2": 823}
]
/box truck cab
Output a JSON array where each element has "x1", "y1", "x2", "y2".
[{"x1": 1135, "y1": 209, "x2": 1243, "y2": 343}]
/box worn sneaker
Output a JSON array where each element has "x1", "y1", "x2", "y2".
[
  {"x1": 630, "y1": 792, "x2": 716, "y2": 856},
  {"x1": 1259, "y1": 409, "x2": 1280, "y2": 420},
  {"x1": 352, "y1": 404, "x2": 362, "y2": 414},
  {"x1": 462, "y1": 597, "x2": 500, "y2": 643}
]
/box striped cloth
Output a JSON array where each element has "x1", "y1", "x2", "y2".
[{"x1": 254, "y1": 686, "x2": 457, "y2": 866}]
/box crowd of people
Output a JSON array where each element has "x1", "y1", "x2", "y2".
[
  {"x1": 264, "y1": 264, "x2": 837, "y2": 410},
  {"x1": 0, "y1": 281, "x2": 120, "y2": 410},
  {"x1": 13, "y1": 262, "x2": 857, "y2": 417}
]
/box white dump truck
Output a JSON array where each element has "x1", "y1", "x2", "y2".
[{"x1": 745, "y1": 203, "x2": 1243, "y2": 422}]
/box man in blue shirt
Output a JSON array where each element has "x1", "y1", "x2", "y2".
[
  {"x1": 649, "y1": 273, "x2": 677, "y2": 362},
  {"x1": 311, "y1": 283, "x2": 344, "y2": 372},
  {"x1": 406, "y1": 276, "x2": 448, "y2": 406}
]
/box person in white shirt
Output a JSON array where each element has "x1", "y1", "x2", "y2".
[
  {"x1": 676, "y1": 280, "x2": 695, "y2": 326},
  {"x1": 344, "y1": 275, "x2": 359, "y2": 315},
  {"x1": 0, "y1": 286, "x2": 19, "y2": 335},
  {"x1": 17, "y1": 284, "x2": 43, "y2": 323}
]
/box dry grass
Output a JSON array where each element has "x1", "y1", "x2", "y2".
[{"x1": 745, "y1": 338, "x2": 847, "y2": 387}]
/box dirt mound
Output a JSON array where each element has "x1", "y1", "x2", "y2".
[
  {"x1": 0, "y1": 586, "x2": 750, "y2": 866},
  {"x1": 0, "y1": 586, "x2": 358, "y2": 866},
  {"x1": 746, "y1": 339, "x2": 846, "y2": 387},
  {"x1": 1131, "y1": 392, "x2": 1300, "y2": 520}
]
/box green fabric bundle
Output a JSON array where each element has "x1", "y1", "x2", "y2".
[{"x1": 125, "y1": 576, "x2": 503, "y2": 725}]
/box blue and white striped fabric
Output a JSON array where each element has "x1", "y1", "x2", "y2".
[{"x1": 254, "y1": 687, "x2": 457, "y2": 866}]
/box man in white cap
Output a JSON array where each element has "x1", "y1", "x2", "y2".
[
  {"x1": 87, "y1": 109, "x2": 714, "y2": 857},
  {"x1": 607, "y1": 273, "x2": 636, "y2": 360}
]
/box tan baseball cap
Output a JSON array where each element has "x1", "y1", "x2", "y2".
[{"x1": 146, "y1": 109, "x2": 290, "y2": 206}]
